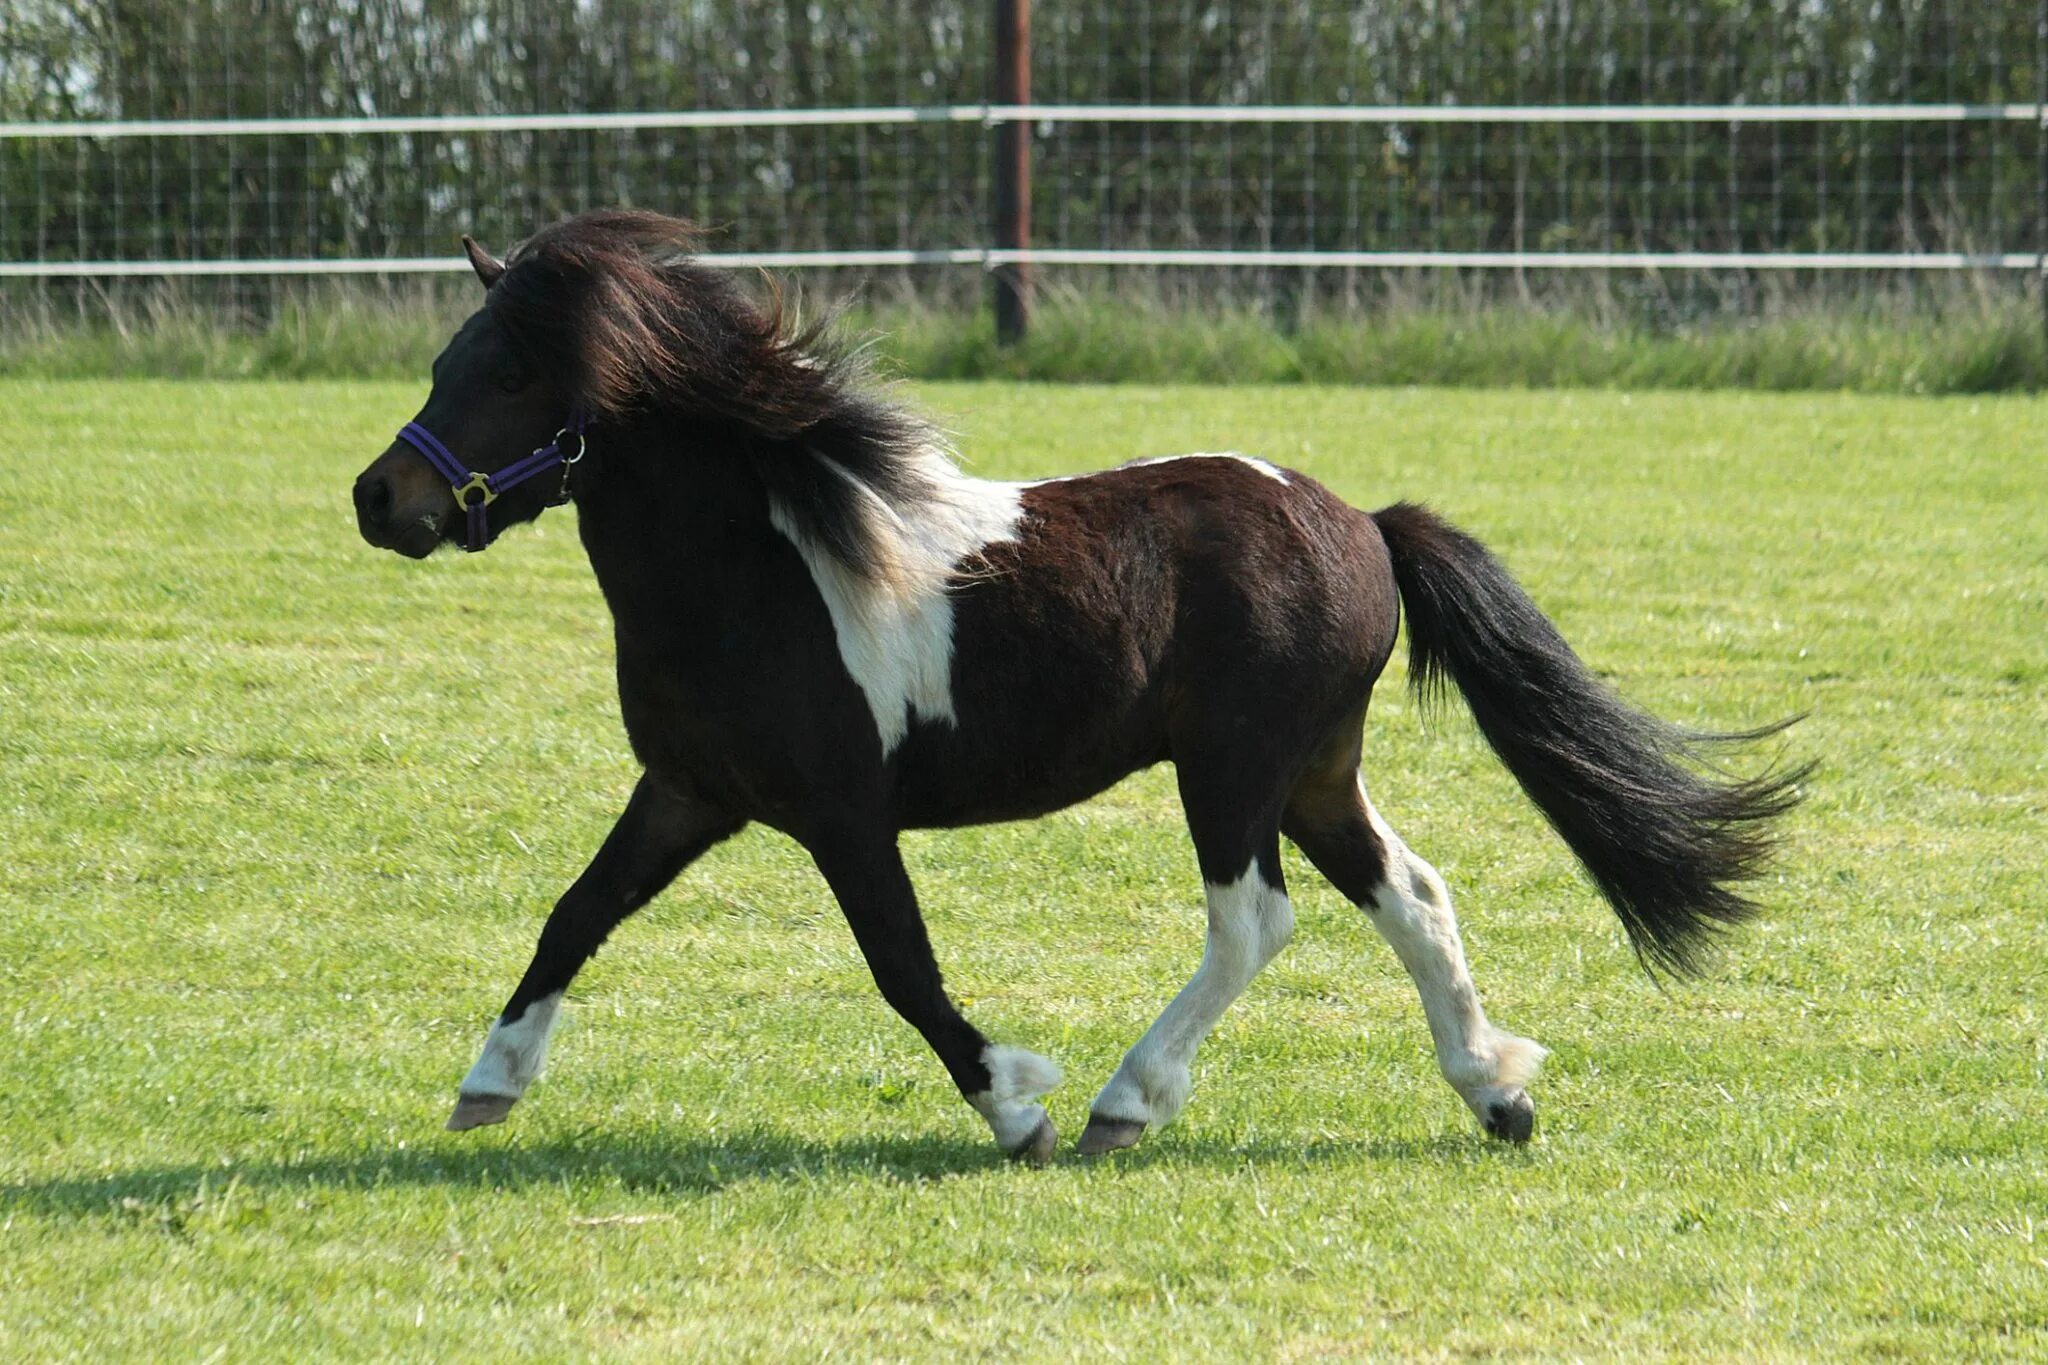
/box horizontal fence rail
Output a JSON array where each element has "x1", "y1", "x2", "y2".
[
  {"x1": 5, "y1": 249, "x2": 2038, "y2": 280},
  {"x1": 1004, "y1": 102, "x2": 2048, "y2": 125},
  {"x1": 4, "y1": 0, "x2": 2042, "y2": 343},
  {"x1": 5, "y1": 104, "x2": 2044, "y2": 312},
  {"x1": 991, "y1": 248, "x2": 2045, "y2": 269},
  {"x1": 3, "y1": 102, "x2": 2042, "y2": 141},
  {"x1": 0, "y1": 250, "x2": 983, "y2": 277}
]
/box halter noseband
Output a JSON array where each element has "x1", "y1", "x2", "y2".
[{"x1": 394, "y1": 414, "x2": 588, "y2": 552}]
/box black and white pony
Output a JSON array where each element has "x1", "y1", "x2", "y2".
[{"x1": 352, "y1": 212, "x2": 1802, "y2": 1161}]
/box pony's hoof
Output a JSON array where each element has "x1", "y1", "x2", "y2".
[
  {"x1": 1483, "y1": 1092, "x2": 1536, "y2": 1144},
  {"x1": 446, "y1": 1092, "x2": 517, "y2": 1132},
  {"x1": 1076, "y1": 1113, "x2": 1147, "y2": 1156},
  {"x1": 1005, "y1": 1115, "x2": 1058, "y2": 1166}
]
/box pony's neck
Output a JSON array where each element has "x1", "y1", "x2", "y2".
[
  {"x1": 567, "y1": 395, "x2": 990, "y2": 649},
  {"x1": 569, "y1": 415, "x2": 770, "y2": 622}
]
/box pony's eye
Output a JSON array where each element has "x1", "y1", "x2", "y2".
[{"x1": 497, "y1": 368, "x2": 531, "y2": 394}]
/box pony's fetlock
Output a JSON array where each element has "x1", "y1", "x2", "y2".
[
  {"x1": 446, "y1": 992, "x2": 563, "y2": 1134},
  {"x1": 968, "y1": 1044, "x2": 1062, "y2": 1160},
  {"x1": 1084, "y1": 1046, "x2": 1193, "y2": 1154},
  {"x1": 1443, "y1": 1028, "x2": 1545, "y2": 1143}
]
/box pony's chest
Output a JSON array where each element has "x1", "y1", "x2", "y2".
[{"x1": 610, "y1": 613, "x2": 874, "y2": 805}]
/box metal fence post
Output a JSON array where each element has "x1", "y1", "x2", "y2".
[
  {"x1": 2038, "y1": 0, "x2": 2047, "y2": 353},
  {"x1": 993, "y1": 0, "x2": 1031, "y2": 344}
]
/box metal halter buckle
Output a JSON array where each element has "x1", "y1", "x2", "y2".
[{"x1": 452, "y1": 471, "x2": 498, "y2": 508}]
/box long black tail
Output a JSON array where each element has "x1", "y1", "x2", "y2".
[{"x1": 1371, "y1": 501, "x2": 1809, "y2": 975}]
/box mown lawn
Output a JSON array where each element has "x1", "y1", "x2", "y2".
[{"x1": 1, "y1": 379, "x2": 2043, "y2": 1359}]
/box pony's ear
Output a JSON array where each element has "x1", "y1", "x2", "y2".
[{"x1": 461, "y1": 234, "x2": 506, "y2": 289}]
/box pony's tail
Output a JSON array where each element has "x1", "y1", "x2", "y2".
[{"x1": 1370, "y1": 501, "x2": 1809, "y2": 976}]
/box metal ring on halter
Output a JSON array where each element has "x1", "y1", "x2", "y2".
[
  {"x1": 551, "y1": 428, "x2": 587, "y2": 505},
  {"x1": 452, "y1": 470, "x2": 499, "y2": 507}
]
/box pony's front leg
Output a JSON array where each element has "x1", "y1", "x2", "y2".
[
  {"x1": 806, "y1": 827, "x2": 1062, "y2": 1164},
  {"x1": 446, "y1": 774, "x2": 744, "y2": 1131}
]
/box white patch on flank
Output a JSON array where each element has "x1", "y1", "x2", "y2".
[
  {"x1": 459, "y1": 991, "x2": 564, "y2": 1099},
  {"x1": 1358, "y1": 779, "x2": 1546, "y2": 1118},
  {"x1": 1021, "y1": 452, "x2": 1294, "y2": 489},
  {"x1": 966, "y1": 1043, "x2": 1064, "y2": 1150},
  {"x1": 767, "y1": 445, "x2": 1023, "y2": 757},
  {"x1": 1091, "y1": 862, "x2": 1294, "y2": 1127},
  {"x1": 1118, "y1": 452, "x2": 1293, "y2": 485}
]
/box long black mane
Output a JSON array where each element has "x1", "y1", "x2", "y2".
[{"x1": 488, "y1": 210, "x2": 945, "y2": 585}]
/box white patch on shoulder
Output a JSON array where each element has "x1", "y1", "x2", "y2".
[
  {"x1": 768, "y1": 446, "x2": 1022, "y2": 757},
  {"x1": 966, "y1": 1043, "x2": 1063, "y2": 1150},
  {"x1": 1118, "y1": 452, "x2": 1293, "y2": 485},
  {"x1": 460, "y1": 991, "x2": 563, "y2": 1100}
]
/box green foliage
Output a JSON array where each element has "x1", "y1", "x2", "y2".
[
  {"x1": 2, "y1": 380, "x2": 2045, "y2": 1356},
  {"x1": 0, "y1": 296, "x2": 453, "y2": 380},
  {"x1": 7, "y1": 283, "x2": 2045, "y2": 393},
  {"x1": 4, "y1": 3, "x2": 2041, "y2": 284}
]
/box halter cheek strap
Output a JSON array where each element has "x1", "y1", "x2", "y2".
[{"x1": 395, "y1": 413, "x2": 587, "y2": 552}]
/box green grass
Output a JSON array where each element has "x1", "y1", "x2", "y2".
[
  {"x1": 7, "y1": 284, "x2": 2046, "y2": 392},
  {"x1": 2, "y1": 380, "x2": 2045, "y2": 1358},
  {"x1": 873, "y1": 290, "x2": 2048, "y2": 393}
]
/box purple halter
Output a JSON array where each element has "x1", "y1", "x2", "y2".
[{"x1": 395, "y1": 414, "x2": 588, "y2": 552}]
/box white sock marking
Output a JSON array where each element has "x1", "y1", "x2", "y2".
[
  {"x1": 460, "y1": 991, "x2": 564, "y2": 1100},
  {"x1": 966, "y1": 1043, "x2": 1063, "y2": 1150},
  {"x1": 1359, "y1": 781, "x2": 1546, "y2": 1117},
  {"x1": 1092, "y1": 862, "x2": 1294, "y2": 1126},
  {"x1": 768, "y1": 446, "x2": 1022, "y2": 756}
]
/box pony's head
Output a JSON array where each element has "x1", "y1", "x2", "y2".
[
  {"x1": 354, "y1": 210, "x2": 944, "y2": 579},
  {"x1": 355, "y1": 210, "x2": 837, "y2": 557},
  {"x1": 351, "y1": 229, "x2": 581, "y2": 557}
]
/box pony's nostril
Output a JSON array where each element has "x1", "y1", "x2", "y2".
[{"x1": 354, "y1": 474, "x2": 394, "y2": 528}]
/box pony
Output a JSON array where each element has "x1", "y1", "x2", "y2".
[{"x1": 352, "y1": 211, "x2": 1803, "y2": 1161}]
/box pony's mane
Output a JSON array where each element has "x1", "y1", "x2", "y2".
[{"x1": 487, "y1": 209, "x2": 974, "y2": 589}]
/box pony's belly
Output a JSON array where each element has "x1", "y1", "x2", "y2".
[{"x1": 887, "y1": 711, "x2": 1168, "y2": 829}]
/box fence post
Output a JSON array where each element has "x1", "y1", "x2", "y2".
[{"x1": 993, "y1": 0, "x2": 1031, "y2": 344}]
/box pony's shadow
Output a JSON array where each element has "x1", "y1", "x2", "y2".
[{"x1": 1, "y1": 1124, "x2": 1492, "y2": 1220}]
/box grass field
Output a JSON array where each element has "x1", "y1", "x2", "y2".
[{"x1": 2, "y1": 379, "x2": 2044, "y2": 1359}]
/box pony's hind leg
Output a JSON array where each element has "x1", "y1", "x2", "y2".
[
  {"x1": 1078, "y1": 765, "x2": 1296, "y2": 1155},
  {"x1": 1284, "y1": 767, "x2": 1547, "y2": 1142}
]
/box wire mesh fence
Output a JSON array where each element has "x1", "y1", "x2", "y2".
[{"x1": 2, "y1": 1, "x2": 2043, "y2": 323}]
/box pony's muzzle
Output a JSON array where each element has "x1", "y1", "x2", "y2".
[
  {"x1": 353, "y1": 469, "x2": 394, "y2": 534},
  {"x1": 355, "y1": 449, "x2": 448, "y2": 557}
]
